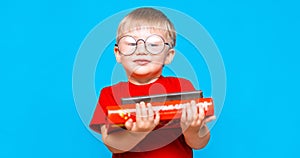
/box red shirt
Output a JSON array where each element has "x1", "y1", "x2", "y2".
[{"x1": 90, "y1": 76, "x2": 195, "y2": 158}]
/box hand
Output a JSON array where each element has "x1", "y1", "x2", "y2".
[
  {"x1": 181, "y1": 100, "x2": 216, "y2": 133},
  {"x1": 125, "y1": 102, "x2": 160, "y2": 132}
]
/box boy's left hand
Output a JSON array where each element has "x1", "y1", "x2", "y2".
[{"x1": 180, "y1": 100, "x2": 216, "y2": 133}]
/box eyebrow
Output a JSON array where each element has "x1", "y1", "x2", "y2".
[
  {"x1": 128, "y1": 34, "x2": 165, "y2": 40},
  {"x1": 131, "y1": 35, "x2": 140, "y2": 39}
]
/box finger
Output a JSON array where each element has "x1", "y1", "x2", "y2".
[
  {"x1": 196, "y1": 108, "x2": 205, "y2": 127},
  {"x1": 186, "y1": 103, "x2": 193, "y2": 122},
  {"x1": 125, "y1": 118, "x2": 133, "y2": 131},
  {"x1": 147, "y1": 103, "x2": 154, "y2": 121},
  {"x1": 135, "y1": 103, "x2": 141, "y2": 122},
  {"x1": 100, "y1": 125, "x2": 108, "y2": 136},
  {"x1": 196, "y1": 118, "x2": 202, "y2": 126},
  {"x1": 154, "y1": 110, "x2": 160, "y2": 126},
  {"x1": 181, "y1": 105, "x2": 187, "y2": 123},
  {"x1": 199, "y1": 107, "x2": 205, "y2": 121},
  {"x1": 131, "y1": 122, "x2": 137, "y2": 132},
  {"x1": 140, "y1": 101, "x2": 147, "y2": 120},
  {"x1": 191, "y1": 100, "x2": 198, "y2": 120}
]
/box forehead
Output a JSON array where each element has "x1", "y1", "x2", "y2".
[{"x1": 120, "y1": 27, "x2": 168, "y2": 39}]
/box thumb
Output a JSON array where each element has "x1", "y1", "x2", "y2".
[
  {"x1": 204, "y1": 115, "x2": 216, "y2": 123},
  {"x1": 125, "y1": 118, "x2": 133, "y2": 130},
  {"x1": 154, "y1": 111, "x2": 160, "y2": 126}
]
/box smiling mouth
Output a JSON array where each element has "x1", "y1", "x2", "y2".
[{"x1": 134, "y1": 59, "x2": 151, "y2": 65}]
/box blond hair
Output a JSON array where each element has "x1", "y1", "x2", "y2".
[{"x1": 117, "y1": 7, "x2": 176, "y2": 48}]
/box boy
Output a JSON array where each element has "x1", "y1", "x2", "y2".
[{"x1": 90, "y1": 7, "x2": 215, "y2": 158}]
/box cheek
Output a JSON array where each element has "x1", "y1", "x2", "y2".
[
  {"x1": 152, "y1": 54, "x2": 167, "y2": 62},
  {"x1": 120, "y1": 58, "x2": 132, "y2": 68},
  {"x1": 119, "y1": 56, "x2": 131, "y2": 63},
  {"x1": 155, "y1": 56, "x2": 166, "y2": 65}
]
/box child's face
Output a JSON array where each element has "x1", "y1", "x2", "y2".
[{"x1": 114, "y1": 28, "x2": 175, "y2": 83}]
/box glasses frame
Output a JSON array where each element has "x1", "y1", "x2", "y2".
[{"x1": 115, "y1": 34, "x2": 171, "y2": 56}]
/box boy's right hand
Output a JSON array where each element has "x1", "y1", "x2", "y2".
[{"x1": 125, "y1": 102, "x2": 160, "y2": 132}]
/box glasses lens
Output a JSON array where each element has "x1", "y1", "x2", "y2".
[
  {"x1": 145, "y1": 35, "x2": 165, "y2": 54},
  {"x1": 118, "y1": 36, "x2": 136, "y2": 55}
]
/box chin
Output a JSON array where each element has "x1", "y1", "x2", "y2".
[
  {"x1": 126, "y1": 65, "x2": 162, "y2": 77},
  {"x1": 131, "y1": 71, "x2": 152, "y2": 77}
]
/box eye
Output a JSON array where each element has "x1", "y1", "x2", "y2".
[
  {"x1": 123, "y1": 42, "x2": 136, "y2": 46},
  {"x1": 127, "y1": 43, "x2": 137, "y2": 46},
  {"x1": 148, "y1": 43, "x2": 159, "y2": 47},
  {"x1": 118, "y1": 36, "x2": 136, "y2": 47}
]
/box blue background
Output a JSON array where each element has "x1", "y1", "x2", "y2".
[{"x1": 1, "y1": 0, "x2": 299, "y2": 158}]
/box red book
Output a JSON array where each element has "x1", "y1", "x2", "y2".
[{"x1": 106, "y1": 91, "x2": 214, "y2": 129}]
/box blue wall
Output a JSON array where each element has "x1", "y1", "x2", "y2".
[{"x1": 1, "y1": 0, "x2": 299, "y2": 157}]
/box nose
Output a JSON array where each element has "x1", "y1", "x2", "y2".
[{"x1": 135, "y1": 39, "x2": 148, "y2": 55}]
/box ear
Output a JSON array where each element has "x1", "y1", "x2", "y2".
[
  {"x1": 114, "y1": 46, "x2": 122, "y2": 63},
  {"x1": 164, "y1": 48, "x2": 175, "y2": 65}
]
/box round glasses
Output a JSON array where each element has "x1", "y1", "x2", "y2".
[{"x1": 115, "y1": 34, "x2": 171, "y2": 56}]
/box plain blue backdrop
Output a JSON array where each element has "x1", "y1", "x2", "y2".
[{"x1": 1, "y1": 0, "x2": 299, "y2": 158}]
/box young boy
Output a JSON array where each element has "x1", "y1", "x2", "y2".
[{"x1": 90, "y1": 7, "x2": 215, "y2": 158}]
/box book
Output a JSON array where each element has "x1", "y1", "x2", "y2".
[{"x1": 106, "y1": 91, "x2": 214, "y2": 128}]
